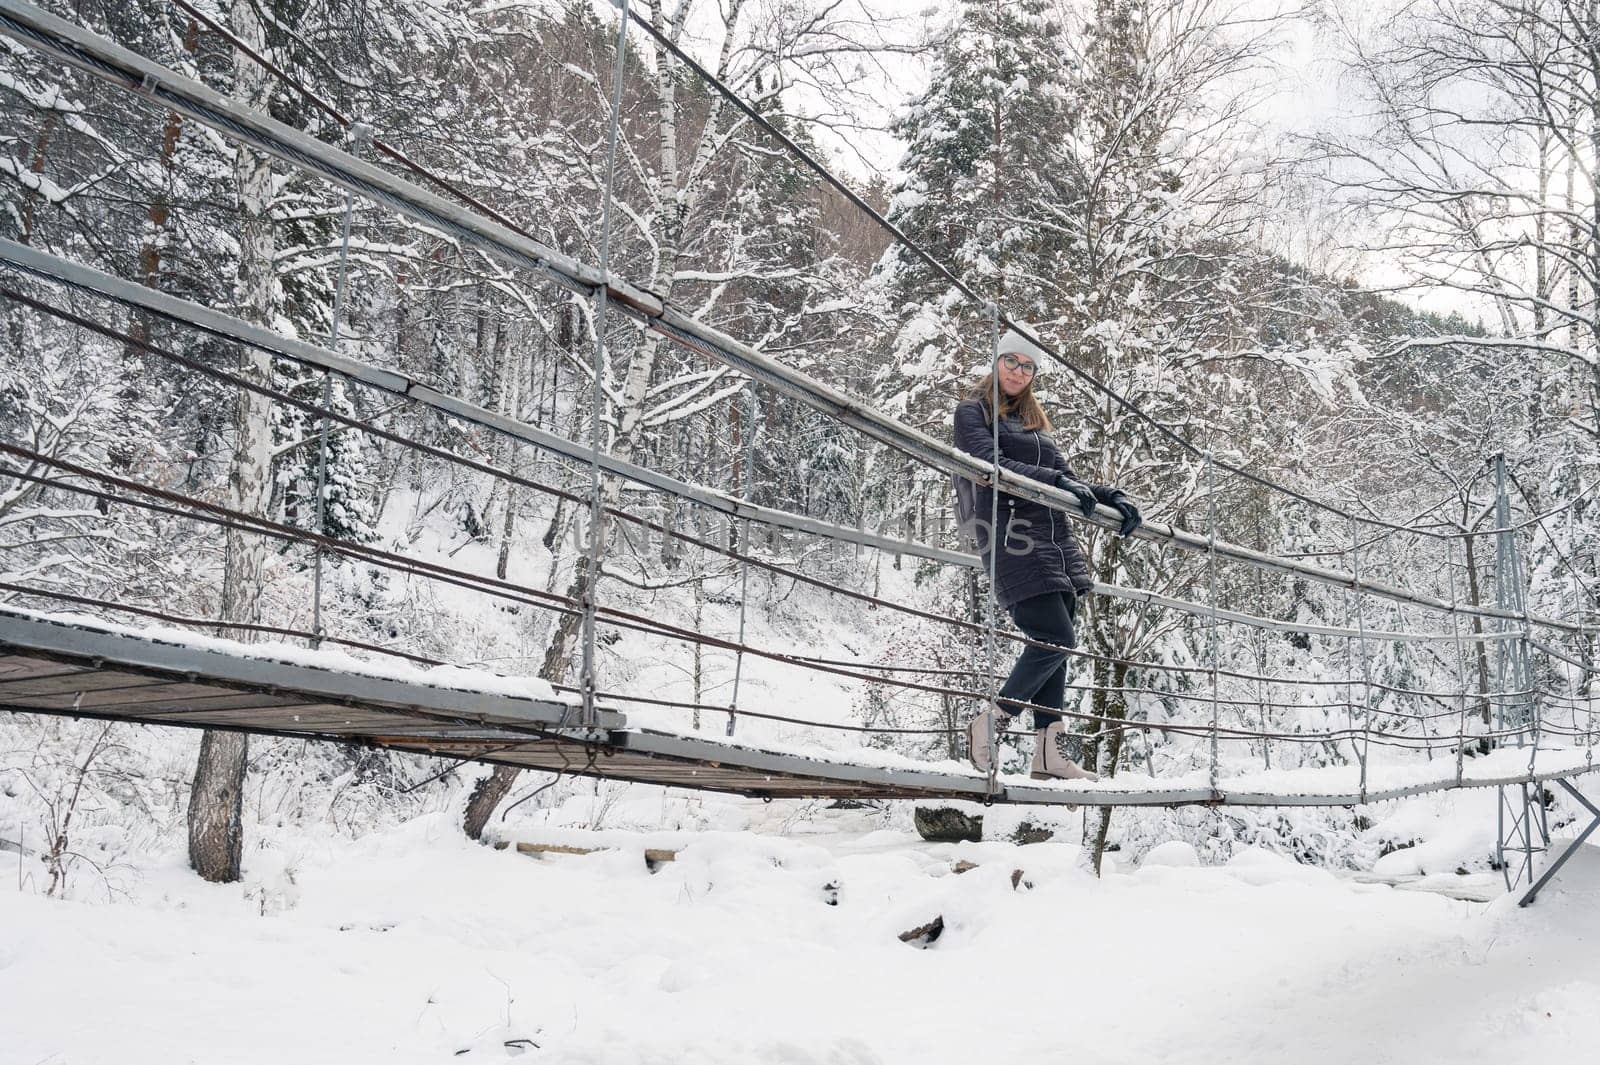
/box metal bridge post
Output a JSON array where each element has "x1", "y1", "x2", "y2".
[
  {"x1": 1349, "y1": 520, "x2": 1373, "y2": 804},
  {"x1": 727, "y1": 380, "x2": 757, "y2": 737},
  {"x1": 1491, "y1": 454, "x2": 1548, "y2": 892},
  {"x1": 1491, "y1": 454, "x2": 1532, "y2": 738},
  {"x1": 1204, "y1": 451, "x2": 1220, "y2": 797},
  {"x1": 982, "y1": 303, "x2": 1001, "y2": 798},
  {"x1": 576, "y1": 0, "x2": 632, "y2": 735},
  {"x1": 1445, "y1": 534, "x2": 1469, "y2": 787},
  {"x1": 1573, "y1": 502, "x2": 1595, "y2": 772},
  {"x1": 1338, "y1": 535, "x2": 1357, "y2": 775},
  {"x1": 1391, "y1": 535, "x2": 1431, "y2": 762},
  {"x1": 1590, "y1": 510, "x2": 1599, "y2": 769},
  {"x1": 309, "y1": 120, "x2": 369, "y2": 648},
  {"x1": 1253, "y1": 568, "x2": 1271, "y2": 772},
  {"x1": 1565, "y1": 502, "x2": 1585, "y2": 757}
]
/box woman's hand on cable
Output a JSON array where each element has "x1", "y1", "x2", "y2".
[
  {"x1": 1053, "y1": 474, "x2": 1098, "y2": 517},
  {"x1": 1106, "y1": 491, "x2": 1142, "y2": 538}
]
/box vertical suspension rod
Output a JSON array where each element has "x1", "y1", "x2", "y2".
[
  {"x1": 309, "y1": 121, "x2": 368, "y2": 648},
  {"x1": 1349, "y1": 520, "x2": 1374, "y2": 804},
  {"x1": 577, "y1": 0, "x2": 633, "y2": 732},
  {"x1": 1205, "y1": 452, "x2": 1220, "y2": 795},
  {"x1": 983, "y1": 304, "x2": 1002, "y2": 799},
  {"x1": 1446, "y1": 535, "x2": 1470, "y2": 786},
  {"x1": 727, "y1": 380, "x2": 757, "y2": 737}
]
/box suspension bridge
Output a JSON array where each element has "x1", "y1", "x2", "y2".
[{"x1": 1, "y1": 0, "x2": 1597, "y2": 904}]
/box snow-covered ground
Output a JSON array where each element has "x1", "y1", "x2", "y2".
[
  {"x1": 6, "y1": 443, "x2": 1598, "y2": 1063},
  {"x1": 5, "y1": 796, "x2": 1599, "y2": 1065}
]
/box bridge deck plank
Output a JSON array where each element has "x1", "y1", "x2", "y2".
[
  {"x1": 0, "y1": 656, "x2": 97, "y2": 684},
  {"x1": 3, "y1": 608, "x2": 1596, "y2": 808}
]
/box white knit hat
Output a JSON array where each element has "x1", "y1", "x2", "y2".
[{"x1": 996, "y1": 326, "x2": 1050, "y2": 372}]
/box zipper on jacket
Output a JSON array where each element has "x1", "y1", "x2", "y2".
[{"x1": 1037, "y1": 430, "x2": 1069, "y2": 577}]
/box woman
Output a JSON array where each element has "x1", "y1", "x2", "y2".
[{"x1": 952, "y1": 328, "x2": 1142, "y2": 780}]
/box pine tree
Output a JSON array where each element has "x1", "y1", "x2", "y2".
[
  {"x1": 882, "y1": 0, "x2": 1076, "y2": 314},
  {"x1": 273, "y1": 368, "x2": 377, "y2": 545},
  {"x1": 873, "y1": 0, "x2": 1078, "y2": 430}
]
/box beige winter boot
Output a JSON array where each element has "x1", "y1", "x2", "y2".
[
  {"x1": 1030, "y1": 721, "x2": 1099, "y2": 781},
  {"x1": 966, "y1": 701, "x2": 1011, "y2": 773}
]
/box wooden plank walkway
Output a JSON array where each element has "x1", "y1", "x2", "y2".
[
  {"x1": 2, "y1": 608, "x2": 1595, "y2": 807},
  {"x1": 0, "y1": 609, "x2": 981, "y2": 801}
]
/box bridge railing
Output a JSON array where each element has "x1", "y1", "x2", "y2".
[{"x1": 0, "y1": 0, "x2": 1594, "y2": 807}]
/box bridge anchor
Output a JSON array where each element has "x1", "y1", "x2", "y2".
[{"x1": 1517, "y1": 778, "x2": 1600, "y2": 906}]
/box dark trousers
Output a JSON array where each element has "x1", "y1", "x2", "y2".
[{"x1": 996, "y1": 590, "x2": 1076, "y2": 729}]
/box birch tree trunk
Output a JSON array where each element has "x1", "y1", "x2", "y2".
[{"x1": 188, "y1": 2, "x2": 276, "y2": 884}]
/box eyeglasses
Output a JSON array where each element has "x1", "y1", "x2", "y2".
[{"x1": 998, "y1": 352, "x2": 1037, "y2": 377}]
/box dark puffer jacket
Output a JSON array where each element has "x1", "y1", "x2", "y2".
[{"x1": 953, "y1": 397, "x2": 1119, "y2": 610}]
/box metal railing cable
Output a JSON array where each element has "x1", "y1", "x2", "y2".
[
  {"x1": 0, "y1": 584, "x2": 896, "y2": 736},
  {"x1": 4, "y1": 594, "x2": 1568, "y2": 755},
  {"x1": 11, "y1": 472, "x2": 1598, "y2": 772},
  {"x1": 0, "y1": 581, "x2": 1046, "y2": 740},
  {"x1": 0, "y1": 251, "x2": 1543, "y2": 653},
  {"x1": 14, "y1": 582, "x2": 1566, "y2": 753},
  {"x1": 775, "y1": 645, "x2": 1554, "y2": 704},
  {"x1": 0, "y1": 3, "x2": 1582, "y2": 633},
  {"x1": 0, "y1": 581, "x2": 445, "y2": 666},
  {"x1": 159, "y1": 0, "x2": 1595, "y2": 553},
  {"x1": 0, "y1": 579, "x2": 1036, "y2": 739},
  {"x1": 6, "y1": 567, "x2": 1535, "y2": 732},
  {"x1": 10, "y1": 452, "x2": 1571, "y2": 751},
  {"x1": 0, "y1": 283, "x2": 1565, "y2": 713},
  {"x1": 0, "y1": 474, "x2": 1548, "y2": 734}
]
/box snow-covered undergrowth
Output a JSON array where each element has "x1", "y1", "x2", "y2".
[{"x1": 5, "y1": 796, "x2": 1600, "y2": 1064}]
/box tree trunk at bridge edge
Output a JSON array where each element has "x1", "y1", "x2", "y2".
[{"x1": 188, "y1": 2, "x2": 276, "y2": 884}]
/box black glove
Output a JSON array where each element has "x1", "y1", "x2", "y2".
[
  {"x1": 1054, "y1": 474, "x2": 1098, "y2": 517},
  {"x1": 1106, "y1": 491, "x2": 1142, "y2": 538}
]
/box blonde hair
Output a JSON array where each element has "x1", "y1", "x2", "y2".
[{"x1": 967, "y1": 371, "x2": 1053, "y2": 432}]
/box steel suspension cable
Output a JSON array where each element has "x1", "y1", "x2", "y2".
[
  {"x1": 4, "y1": 283, "x2": 1571, "y2": 718},
  {"x1": 7, "y1": 0, "x2": 1573, "y2": 626},
  {"x1": 0, "y1": 61, "x2": 1571, "y2": 643},
  {"x1": 605, "y1": 0, "x2": 1512, "y2": 543},
  {"x1": 161, "y1": 0, "x2": 1595, "y2": 554},
  {"x1": 0, "y1": 288, "x2": 1567, "y2": 725}
]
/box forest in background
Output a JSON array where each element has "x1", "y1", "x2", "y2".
[{"x1": 1, "y1": 0, "x2": 1596, "y2": 889}]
